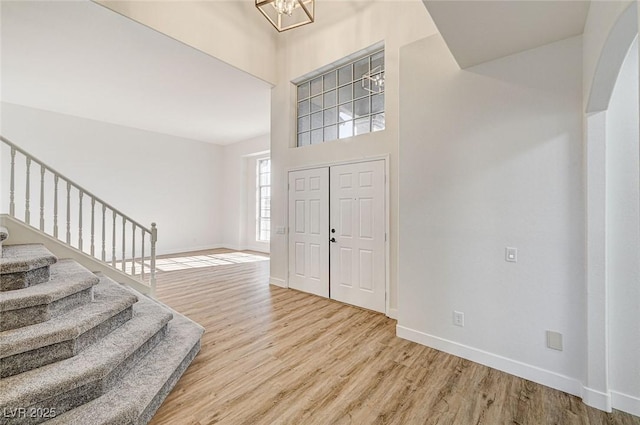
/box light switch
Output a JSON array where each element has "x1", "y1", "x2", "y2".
[
  {"x1": 276, "y1": 226, "x2": 286, "y2": 235},
  {"x1": 505, "y1": 247, "x2": 517, "y2": 263}
]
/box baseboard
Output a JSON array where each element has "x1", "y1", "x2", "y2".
[
  {"x1": 611, "y1": 391, "x2": 640, "y2": 417},
  {"x1": 396, "y1": 325, "x2": 583, "y2": 399},
  {"x1": 387, "y1": 308, "x2": 398, "y2": 320},
  {"x1": 270, "y1": 277, "x2": 286, "y2": 288},
  {"x1": 582, "y1": 386, "x2": 612, "y2": 412},
  {"x1": 155, "y1": 244, "x2": 226, "y2": 256}
]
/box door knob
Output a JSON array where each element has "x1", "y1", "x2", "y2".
[
  {"x1": 331, "y1": 228, "x2": 336, "y2": 233},
  {"x1": 330, "y1": 237, "x2": 336, "y2": 243}
]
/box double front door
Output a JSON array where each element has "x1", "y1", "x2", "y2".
[{"x1": 288, "y1": 160, "x2": 386, "y2": 313}]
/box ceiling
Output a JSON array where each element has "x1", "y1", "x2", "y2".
[
  {"x1": 423, "y1": 0, "x2": 591, "y2": 69},
  {"x1": 0, "y1": 1, "x2": 271, "y2": 145}
]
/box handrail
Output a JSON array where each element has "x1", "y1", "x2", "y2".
[
  {"x1": 0, "y1": 135, "x2": 157, "y2": 295},
  {"x1": 1, "y1": 136, "x2": 151, "y2": 232}
]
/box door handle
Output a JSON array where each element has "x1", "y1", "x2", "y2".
[{"x1": 330, "y1": 237, "x2": 336, "y2": 243}]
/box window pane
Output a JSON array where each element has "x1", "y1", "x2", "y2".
[
  {"x1": 339, "y1": 121, "x2": 353, "y2": 138},
  {"x1": 324, "y1": 90, "x2": 337, "y2": 108},
  {"x1": 339, "y1": 102, "x2": 353, "y2": 122},
  {"x1": 298, "y1": 131, "x2": 310, "y2": 146},
  {"x1": 298, "y1": 100, "x2": 310, "y2": 116},
  {"x1": 338, "y1": 64, "x2": 352, "y2": 85},
  {"x1": 311, "y1": 129, "x2": 323, "y2": 144},
  {"x1": 338, "y1": 85, "x2": 352, "y2": 103},
  {"x1": 371, "y1": 50, "x2": 384, "y2": 71},
  {"x1": 324, "y1": 107, "x2": 337, "y2": 126},
  {"x1": 372, "y1": 113, "x2": 385, "y2": 132},
  {"x1": 354, "y1": 79, "x2": 368, "y2": 98},
  {"x1": 311, "y1": 112, "x2": 323, "y2": 129},
  {"x1": 355, "y1": 117, "x2": 371, "y2": 135},
  {"x1": 371, "y1": 93, "x2": 384, "y2": 114},
  {"x1": 354, "y1": 57, "x2": 369, "y2": 80},
  {"x1": 324, "y1": 72, "x2": 337, "y2": 90},
  {"x1": 324, "y1": 125, "x2": 338, "y2": 142},
  {"x1": 310, "y1": 76, "x2": 323, "y2": 96},
  {"x1": 297, "y1": 82, "x2": 310, "y2": 99},
  {"x1": 355, "y1": 97, "x2": 370, "y2": 117},
  {"x1": 310, "y1": 95, "x2": 322, "y2": 112},
  {"x1": 298, "y1": 115, "x2": 310, "y2": 132}
]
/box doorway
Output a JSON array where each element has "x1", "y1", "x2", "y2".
[{"x1": 287, "y1": 159, "x2": 387, "y2": 313}]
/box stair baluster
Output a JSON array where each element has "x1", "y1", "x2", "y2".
[{"x1": 1, "y1": 135, "x2": 157, "y2": 295}]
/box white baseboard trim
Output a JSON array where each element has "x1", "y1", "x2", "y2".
[
  {"x1": 270, "y1": 277, "x2": 286, "y2": 288},
  {"x1": 611, "y1": 391, "x2": 640, "y2": 416},
  {"x1": 155, "y1": 244, "x2": 225, "y2": 256},
  {"x1": 582, "y1": 386, "x2": 612, "y2": 412},
  {"x1": 387, "y1": 308, "x2": 398, "y2": 319},
  {"x1": 396, "y1": 325, "x2": 583, "y2": 399}
]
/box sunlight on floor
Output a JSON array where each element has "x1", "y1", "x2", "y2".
[{"x1": 116, "y1": 252, "x2": 269, "y2": 274}]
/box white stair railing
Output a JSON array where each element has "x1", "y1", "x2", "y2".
[{"x1": 1, "y1": 135, "x2": 157, "y2": 295}]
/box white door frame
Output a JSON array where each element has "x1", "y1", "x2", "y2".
[{"x1": 285, "y1": 154, "x2": 391, "y2": 316}]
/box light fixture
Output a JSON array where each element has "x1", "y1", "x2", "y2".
[
  {"x1": 256, "y1": 0, "x2": 314, "y2": 32},
  {"x1": 362, "y1": 66, "x2": 385, "y2": 94}
]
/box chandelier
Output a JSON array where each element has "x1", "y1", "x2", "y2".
[{"x1": 256, "y1": 0, "x2": 314, "y2": 32}]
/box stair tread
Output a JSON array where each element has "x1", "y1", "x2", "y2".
[
  {"x1": 0, "y1": 294, "x2": 173, "y2": 409},
  {"x1": 0, "y1": 227, "x2": 7, "y2": 243},
  {"x1": 47, "y1": 312, "x2": 204, "y2": 425},
  {"x1": 0, "y1": 276, "x2": 138, "y2": 358},
  {"x1": 0, "y1": 259, "x2": 99, "y2": 312},
  {"x1": 0, "y1": 244, "x2": 57, "y2": 274}
]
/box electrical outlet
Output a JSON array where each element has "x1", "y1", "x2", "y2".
[
  {"x1": 546, "y1": 330, "x2": 563, "y2": 351},
  {"x1": 453, "y1": 311, "x2": 465, "y2": 327}
]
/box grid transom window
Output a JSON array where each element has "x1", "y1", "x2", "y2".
[
  {"x1": 296, "y1": 49, "x2": 385, "y2": 147},
  {"x1": 257, "y1": 158, "x2": 271, "y2": 242}
]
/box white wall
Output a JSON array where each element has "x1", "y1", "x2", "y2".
[
  {"x1": 220, "y1": 134, "x2": 270, "y2": 252},
  {"x1": 606, "y1": 37, "x2": 640, "y2": 413},
  {"x1": 95, "y1": 0, "x2": 278, "y2": 85},
  {"x1": 0, "y1": 102, "x2": 225, "y2": 255},
  {"x1": 269, "y1": 0, "x2": 437, "y2": 302},
  {"x1": 398, "y1": 35, "x2": 586, "y2": 394}
]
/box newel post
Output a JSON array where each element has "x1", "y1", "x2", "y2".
[{"x1": 150, "y1": 222, "x2": 158, "y2": 297}]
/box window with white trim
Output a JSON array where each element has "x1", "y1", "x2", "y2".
[
  {"x1": 257, "y1": 158, "x2": 271, "y2": 241},
  {"x1": 296, "y1": 48, "x2": 385, "y2": 147}
]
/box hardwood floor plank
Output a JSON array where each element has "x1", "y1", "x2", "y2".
[{"x1": 147, "y1": 249, "x2": 640, "y2": 425}]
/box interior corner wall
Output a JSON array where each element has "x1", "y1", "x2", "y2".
[
  {"x1": 606, "y1": 36, "x2": 640, "y2": 412},
  {"x1": 0, "y1": 102, "x2": 225, "y2": 255},
  {"x1": 398, "y1": 34, "x2": 585, "y2": 393},
  {"x1": 220, "y1": 134, "x2": 270, "y2": 253},
  {"x1": 269, "y1": 0, "x2": 438, "y2": 308},
  {"x1": 94, "y1": 0, "x2": 278, "y2": 85}
]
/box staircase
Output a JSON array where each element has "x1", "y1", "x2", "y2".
[{"x1": 0, "y1": 226, "x2": 204, "y2": 425}]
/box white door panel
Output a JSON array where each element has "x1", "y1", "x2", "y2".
[
  {"x1": 288, "y1": 168, "x2": 329, "y2": 297},
  {"x1": 330, "y1": 160, "x2": 385, "y2": 313}
]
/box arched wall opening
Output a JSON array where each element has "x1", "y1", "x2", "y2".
[{"x1": 584, "y1": 1, "x2": 639, "y2": 416}]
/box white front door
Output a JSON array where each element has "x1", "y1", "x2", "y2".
[
  {"x1": 288, "y1": 167, "x2": 329, "y2": 297},
  {"x1": 329, "y1": 160, "x2": 386, "y2": 313}
]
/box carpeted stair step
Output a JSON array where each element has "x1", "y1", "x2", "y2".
[
  {"x1": 46, "y1": 312, "x2": 204, "y2": 425},
  {"x1": 0, "y1": 226, "x2": 8, "y2": 257},
  {"x1": 1, "y1": 244, "x2": 57, "y2": 291},
  {"x1": 0, "y1": 259, "x2": 99, "y2": 331},
  {"x1": 0, "y1": 295, "x2": 173, "y2": 425},
  {"x1": 0, "y1": 276, "x2": 139, "y2": 378}
]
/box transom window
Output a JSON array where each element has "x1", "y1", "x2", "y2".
[
  {"x1": 257, "y1": 158, "x2": 271, "y2": 242},
  {"x1": 296, "y1": 48, "x2": 385, "y2": 147}
]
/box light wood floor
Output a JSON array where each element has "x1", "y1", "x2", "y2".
[{"x1": 149, "y1": 249, "x2": 640, "y2": 425}]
